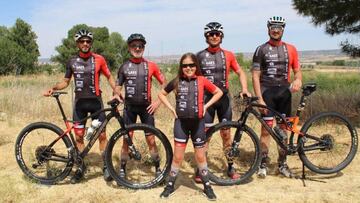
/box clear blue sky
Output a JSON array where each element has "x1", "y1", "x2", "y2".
[{"x1": 0, "y1": 0, "x2": 346, "y2": 58}]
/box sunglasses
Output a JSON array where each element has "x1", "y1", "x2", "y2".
[
  {"x1": 269, "y1": 25, "x2": 284, "y2": 32},
  {"x1": 78, "y1": 39, "x2": 92, "y2": 44},
  {"x1": 130, "y1": 44, "x2": 145, "y2": 49},
  {"x1": 206, "y1": 32, "x2": 222, "y2": 38},
  {"x1": 181, "y1": 63, "x2": 196, "y2": 68}
]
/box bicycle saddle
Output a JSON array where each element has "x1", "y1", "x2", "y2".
[{"x1": 302, "y1": 83, "x2": 317, "y2": 96}]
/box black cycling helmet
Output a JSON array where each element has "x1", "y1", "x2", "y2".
[
  {"x1": 267, "y1": 16, "x2": 286, "y2": 28},
  {"x1": 204, "y1": 22, "x2": 224, "y2": 37},
  {"x1": 127, "y1": 33, "x2": 146, "y2": 45},
  {"x1": 74, "y1": 29, "x2": 93, "y2": 41}
]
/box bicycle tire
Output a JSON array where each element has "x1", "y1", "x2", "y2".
[
  {"x1": 206, "y1": 121, "x2": 261, "y2": 185},
  {"x1": 105, "y1": 123, "x2": 173, "y2": 189},
  {"x1": 298, "y1": 112, "x2": 358, "y2": 174},
  {"x1": 15, "y1": 122, "x2": 73, "y2": 184}
]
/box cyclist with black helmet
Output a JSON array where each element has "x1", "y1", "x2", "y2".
[
  {"x1": 115, "y1": 33, "x2": 166, "y2": 178},
  {"x1": 44, "y1": 29, "x2": 120, "y2": 183},
  {"x1": 196, "y1": 22, "x2": 251, "y2": 182},
  {"x1": 252, "y1": 16, "x2": 302, "y2": 178}
]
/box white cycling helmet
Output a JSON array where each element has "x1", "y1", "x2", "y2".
[
  {"x1": 204, "y1": 22, "x2": 224, "y2": 36},
  {"x1": 267, "y1": 16, "x2": 286, "y2": 28},
  {"x1": 74, "y1": 29, "x2": 93, "y2": 41}
]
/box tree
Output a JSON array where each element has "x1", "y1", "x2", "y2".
[
  {"x1": 0, "y1": 19, "x2": 39, "y2": 75},
  {"x1": 52, "y1": 24, "x2": 129, "y2": 71},
  {"x1": 293, "y1": 0, "x2": 360, "y2": 57},
  {"x1": 235, "y1": 53, "x2": 251, "y2": 69}
]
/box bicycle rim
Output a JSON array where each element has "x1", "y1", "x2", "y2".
[
  {"x1": 206, "y1": 121, "x2": 261, "y2": 185},
  {"x1": 299, "y1": 112, "x2": 358, "y2": 174},
  {"x1": 106, "y1": 123, "x2": 172, "y2": 189},
  {"x1": 15, "y1": 122, "x2": 73, "y2": 184}
]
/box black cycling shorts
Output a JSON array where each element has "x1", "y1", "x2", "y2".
[
  {"x1": 73, "y1": 97, "x2": 106, "y2": 127},
  {"x1": 204, "y1": 93, "x2": 232, "y2": 126},
  {"x1": 174, "y1": 118, "x2": 206, "y2": 148},
  {"x1": 123, "y1": 104, "x2": 155, "y2": 126},
  {"x1": 261, "y1": 86, "x2": 292, "y2": 119}
]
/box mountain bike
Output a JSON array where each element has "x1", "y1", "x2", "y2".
[
  {"x1": 206, "y1": 83, "x2": 358, "y2": 185},
  {"x1": 15, "y1": 92, "x2": 172, "y2": 189}
]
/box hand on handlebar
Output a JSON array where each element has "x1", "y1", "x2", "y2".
[
  {"x1": 43, "y1": 88, "x2": 54, "y2": 97},
  {"x1": 258, "y1": 99, "x2": 268, "y2": 115}
]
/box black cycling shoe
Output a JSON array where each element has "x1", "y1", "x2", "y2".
[
  {"x1": 155, "y1": 167, "x2": 162, "y2": 178},
  {"x1": 103, "y1": 166, "x2": 113, "y2": 182},
  {"x1": 70, "y1": 169, "x2": 84, "y2": 184},
  {"x1": 160, "y1": 184, "x2": 175, "y2": 198},
  {"x1": 203, "y1": 186, "x2": 217, "y2": 201}
]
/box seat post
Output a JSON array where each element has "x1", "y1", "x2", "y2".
[{"x1": 54, "y1": 95, "x2": 68, "y2": 121}]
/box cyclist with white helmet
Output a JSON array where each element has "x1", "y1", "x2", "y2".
[
  {"x1": 195, "y1": 22, "x2": 251, "y2": 182},
  {"x1": 44, "y1": 29, "x2": 120, "y2": 183},
  {"x1": 252, "y1": 16, "x2": 302, "y2": 178}
]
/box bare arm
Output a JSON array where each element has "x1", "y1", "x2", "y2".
[
  {"x1": 158, "y1": 89, "x2": 177, "y2": 118},
  {"x1": 252, "y1": 70, "x2": 267, "y2": 113},
  {"x1": 236, "y1": 68, "x2": 251, "y2": 97},
  {"x1": 291, "y1": 69, "x2": 302, "y2": 92},
  {"x1": 43, "y1": 78, "x2": 70, "y2": 96},
  {"x1": 203, "y1": 87, "x2": 223, "y2": 116}
]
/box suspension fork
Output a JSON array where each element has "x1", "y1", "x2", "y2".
[
  {"x1": 228, "y1": 108, "x2": 251, "y2": 156},
  {"x1": 114, "y1": 111, "x2": 142, "y2": 161}
]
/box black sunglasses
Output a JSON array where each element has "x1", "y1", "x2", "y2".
[
  {"x1": 206, "y1": 32, "x2": 222, "y2": 37},
  {"x1": 181, "y1": 63, "x2": 196, "y2": 68},
  {"x1": 130, "y1": 44, "x2": 145, "y2": 49},
  {"x1": 78, "y1": 39, "x2": 92, "y2": 44}
]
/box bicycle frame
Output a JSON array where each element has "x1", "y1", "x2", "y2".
[
  {"x1": 51, "y1": 93, "x2": 129, "y2": 163},
  {"x1": 235, "y1": 85, "x2": 315, "y2": 155}
]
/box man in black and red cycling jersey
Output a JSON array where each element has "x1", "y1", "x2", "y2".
[
  {"x1": 115, "y1": 33, "x2": 166, "y2": 178},
  {"x1": 196, "y1": 22, "x2": 251, "y2": 182},
  {"x1": 252, "y1": 16, "x2": 302, "y2": 178},
  {"x1": 44, "y1": 29, "x2": 120, "y2": 183}
]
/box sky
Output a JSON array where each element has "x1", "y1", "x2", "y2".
[{"x1": 0, "y1": 0, "x2": 347, "y2": 58}]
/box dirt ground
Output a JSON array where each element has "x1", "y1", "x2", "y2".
[{"x1": 1, "y1": 120, "x2": 360, "y2": 203}]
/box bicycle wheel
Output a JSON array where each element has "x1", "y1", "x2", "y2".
[
  {"x1": 206, "y1": 121, "x2": 261, "y2": 185},
  {"x1": 105, "y1": 123, "x2": 173, "y2": 189},
  {"x1": 15, "y1": 122, "x2": 73, "y2": 184},
  {"x1": 298, "y1": 112, "x2": 358, "y2": 174}
]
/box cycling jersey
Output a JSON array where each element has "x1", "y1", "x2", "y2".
[
  {"x1": 65, "y1": 52, "x2": 111, "y2": 99},
  {"x1": 197, "y1": 47, "x2": 240, "y2": 92},
  {"x1": 117, "y1": 58, "x2": 165, "y2": 105},
  {"x1": 164, "y1": 76, "x2": 217, "y2": 119},
  {"x1": 174, "y1": 118, "x2": 206, "y2": 148},
  {"x1": 252, "y1": 41, "x2": 300, "y2": 87}
]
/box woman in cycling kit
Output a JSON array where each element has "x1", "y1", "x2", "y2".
[{"x1": 158, "y1": 53, "x2": 223, "y2": 201}]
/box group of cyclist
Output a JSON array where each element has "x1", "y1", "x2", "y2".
[{"x1": 44, "y1": 16, "x2": 302, "y2": 201}]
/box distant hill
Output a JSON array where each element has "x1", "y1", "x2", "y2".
[{"x1": 39, "y1": 49, "x2": 349, "y2": 65}]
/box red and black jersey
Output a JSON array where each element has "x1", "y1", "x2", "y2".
[
  {"x1": 117, "y1": 58, "x2": 165, "y2": 105},
  {"x1": 65, "y1": 52, "x2": 111, "y2": 99},
  {"x1": 252, "y1": 40, "x2": 300, "y2": 87},
  {"x1": 164, "y1": 76, "x2": 217, "y2": 119},
  {"x1": 197, "y1": 47, "x2": 240, "y2": 92}
]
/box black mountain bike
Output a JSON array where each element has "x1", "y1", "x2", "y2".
[
  {"x1": 15, "y1": 92, "x2": 172, "y2": 189},
  {"x1": 206, "y1": 83, "x2": 358, "y2": 185}
]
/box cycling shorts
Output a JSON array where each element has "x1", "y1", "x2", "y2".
[
  {"x1": 174, "y1": 118, "x2": 206, "y2": 148},
  {"x1": 204, "y1": 93, "x2": 232, "y2": 126},
  {"x1": 73, "y1": 97, "x2": 106, "y2": 128},
  {"x1": 123, "y1": 104, "x2": 155, "y2": 127},
  {"x1": 261, "y1": 86, "x2": 292, "y2": 120}
]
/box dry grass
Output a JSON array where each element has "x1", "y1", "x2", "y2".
[{"x1": 1, "y1": 73, "x2": 360, "y2": 203}]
